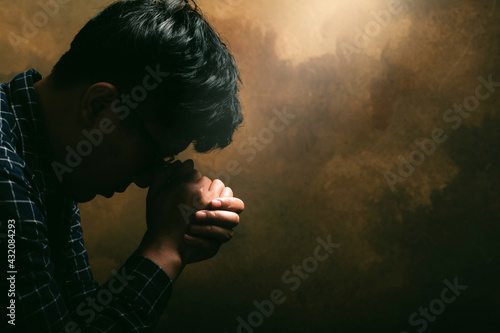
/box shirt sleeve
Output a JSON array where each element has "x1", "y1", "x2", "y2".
[{"x1": 0, "y1": 156, "x2": 174, "y2": 333}]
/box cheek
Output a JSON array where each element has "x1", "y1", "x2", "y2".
[
  {"x1": 106, "y1": 134, "x2": 147, "y2": 168},
  {"x1": 91, "y1": 118, "x2": 154, "y2": 179},
  {"x1": 89, "y1": 147, "x2": 140, "y2": 182}
]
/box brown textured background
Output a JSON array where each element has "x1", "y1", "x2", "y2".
[{"x1": 2, "y1": 0, "x2": 499, "y2": 332}]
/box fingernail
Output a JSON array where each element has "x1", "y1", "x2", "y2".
[
  {"x1": 196, "y1": 211, "x2": 207, "y2": 219},
  {"x1": 211, "y1": 199, "x2": 222, "y2": 208}
]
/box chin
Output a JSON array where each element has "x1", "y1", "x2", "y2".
[
  {"x1": 74, "y1": 193, "x2": 97, "y2": 203},
  {"x1": 101, "y1": 191, "x2": 115, "y2": 199},
  {"x1": 69, "y1": 186, "x2": 101, "y2": 203},
  {"x1": 59, "y1": 178, "x2": 97, "y2": 203}
]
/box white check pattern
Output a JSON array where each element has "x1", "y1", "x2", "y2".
[{"x1": 0, "y1": 70, "x2": 173, "y2": 332}]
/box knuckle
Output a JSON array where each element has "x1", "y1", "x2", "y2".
[
  {"x1": 201, "y1": 197, "x2": 211, "y2": 207},
  {"x1": 213, "y1": 179, "x2": 225, "y2": 187},
  {"x1": 194, "y1": 187, "x2": 204, "y2": 197},
  {"x1": 220, "y1": 199, "x2": 230, "y2": 209},
  {"x1": 200, "y1": 176, "x2": 211, "y2": 184},
  {"x1": 193, "y1": 188, "x2": 210, "y2": 207}
]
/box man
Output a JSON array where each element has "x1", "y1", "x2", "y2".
[{"x1": 0, "y1": 0, "x2": 244, "y2": 332}]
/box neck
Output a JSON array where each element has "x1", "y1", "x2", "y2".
[{"x1": 34, "y1": 76, "x2": 86, "y2": 166}]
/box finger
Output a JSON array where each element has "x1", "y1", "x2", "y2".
[
  {"x1": 209, "y1": 179, "x2": 225, "y2": 196},
  {"x1": 209, "y1": 197, "x2": 244, "y2": 213},
  {"x1": 220, "y1": 187, "x2": 233, "y2": 198},
  {"x1": 195, "y1": 210, "x2": 240, "y2": 228},
  {"x1": 188, "y1": 224, "x2": 234, "y2": 243}
]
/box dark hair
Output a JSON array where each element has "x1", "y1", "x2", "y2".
[{"x1": 52, "y1": 0, "x2": 242, "y2": 152}]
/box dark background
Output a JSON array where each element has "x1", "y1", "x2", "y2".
[{"x1": 1, "y1": 0, "x2": 499, "y2": 332}]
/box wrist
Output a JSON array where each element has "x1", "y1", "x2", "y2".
[
  {"x1": 139, "y1": 246, "x2": 184, "y2": 281},
  {"x1": 138, "y1": 234, "x2": 185, "y2": 281}
]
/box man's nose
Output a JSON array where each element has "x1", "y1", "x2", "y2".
[
  {"x1": 133, "y1": 160, "x2": 194, "y2": 189},
  {"x1": 133, "y1": 160, "x2": 182, "y2": 188}
]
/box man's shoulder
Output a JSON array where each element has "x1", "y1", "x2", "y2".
[
  {"x1": 0, "y1": 79, "x2": 24, "y2": 167},
  {"x1": 0, "y1": 79, "x2": 15, "y2": 129},
  {"x1": 0, "y1": 69, "x2": 45, "y2": 180},
  {"x1": 0, "y1": 72, "x2": 23, "y2": 146}
]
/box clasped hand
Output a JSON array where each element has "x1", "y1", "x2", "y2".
[{"x1": 139, "y1": 159, "x2": 244, "y2": 277}]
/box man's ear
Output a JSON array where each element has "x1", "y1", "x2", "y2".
[{"x1": 81, "y1": 82, "x2": 119, "y2": 126}]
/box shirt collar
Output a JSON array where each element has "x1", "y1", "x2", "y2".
[{"x1": 8, "y1": 69, "x2": 55, "y2": 192}]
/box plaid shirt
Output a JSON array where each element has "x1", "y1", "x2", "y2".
[{"x1": 0, "y1": 70, "x2": 173, "y2": 332}]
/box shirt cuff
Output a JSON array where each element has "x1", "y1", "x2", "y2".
[{"x1": 118, "y1": 252, "x2": 174, "y2": 319}]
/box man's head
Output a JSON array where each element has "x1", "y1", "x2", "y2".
[{"x1": 38, "y1": 0, "x2": 242, "y2": 202}]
